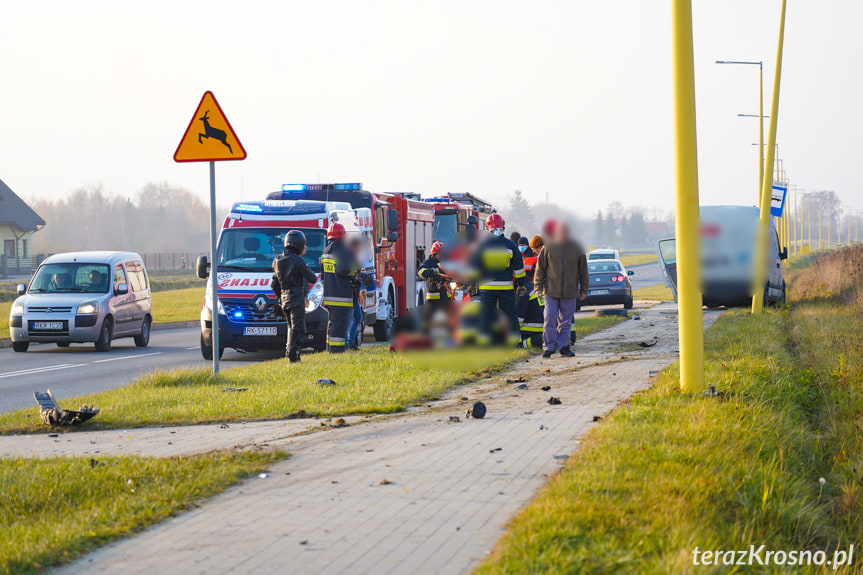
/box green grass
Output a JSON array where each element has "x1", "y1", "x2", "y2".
[
  {"x1": 618, "y1": 253, "x2": 658, "y2": 267},
  {"x1": 151, "y1": 286, "x2": 203, "y2": 324},
  {"x1": 632, "y1": 284, "x2": 674, "y2": 301},
  {"x1": 0, "y1": 301, "x2": 10, "y2": 339},
  {"x1": 478, "y1": 248, "x2": 863, "y2": 574},
  {"x1": 0, "y1": 347, "x2": 523, "y2": 434},
  {"x1": 0, "y1": 450, "x2": 286, "y2": 575}
]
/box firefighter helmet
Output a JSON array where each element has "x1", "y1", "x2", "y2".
[
  {"x1": 284, "y1": 230, "x2": 307, "y2": 252},
  {"x1": 430, "y1": 241, "x2": 444, "y2": 256},
  {"x1": 485, "y1": 213, "x2": 505, "y2": 234},
  {"x1": 327, "y1": 222, "x2": 346, "y2": 240}
]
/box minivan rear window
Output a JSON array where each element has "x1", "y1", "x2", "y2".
[{"x1": 30, "y1": 263, "x2": 112, "y2": 294}]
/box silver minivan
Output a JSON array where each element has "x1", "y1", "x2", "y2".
[{"x1": 9, "y1": 251, "x2": 152, "y2": 352}]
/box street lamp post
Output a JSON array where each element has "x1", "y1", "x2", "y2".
[{"x1": 717, "y1": 60, "x2": 764, "y2": 201}]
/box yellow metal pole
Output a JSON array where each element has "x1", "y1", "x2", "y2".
[
  {"x1": 759, "y1": 65, "x2": 765, "y2": 202},
  {"x1": 753, "y1": 0, "x2": 786, "y2": 314},
  {"x1": 671, "y1": 0, "x2": 704, "y2": 393}
]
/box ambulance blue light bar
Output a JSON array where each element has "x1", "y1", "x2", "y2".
[
  {"x1": 234, "y1": 203, "x2": 264, "y2": 213},
  {"x1": 281, "y1": 183, "x2": 362, "y2": 192}
]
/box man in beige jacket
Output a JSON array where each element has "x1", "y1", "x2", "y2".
[{"x1": 534, "y1": 222, "x2": 589, "y2": 358}]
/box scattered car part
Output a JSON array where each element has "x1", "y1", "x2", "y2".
[
  {"x1": 34, "y1": 390, "x2": 99, "y2": 426},
  {"x1": 466, "y1": 401, "x2": 487, "y2": 419}
]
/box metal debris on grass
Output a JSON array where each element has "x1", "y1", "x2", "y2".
[{"x1": 547, "y1": 397, "x2": 562, "y2": 405}]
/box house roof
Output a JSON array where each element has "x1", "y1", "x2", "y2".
[{"x1": 0, "y1": 178, "x2": 45, "y2": 233}]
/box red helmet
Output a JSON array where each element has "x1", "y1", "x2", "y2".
[
  {"x1": 486, "y1": 213, "x2": 505, "y2": 232},
  {"x1": 430, "y1": 241, "x2": 444, "y2": 255},
  {"x1": 327, "y1": 222, "x2": 345, "y2": 239}
]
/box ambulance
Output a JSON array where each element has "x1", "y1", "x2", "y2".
[{"x1": 196, "y1": 197, "x2": 377, "y2": 359}]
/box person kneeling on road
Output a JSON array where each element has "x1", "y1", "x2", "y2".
[
  {"x1": 271, "y1": 230, "x2": 317, "y2": 363},
  {"x1": 517, "y1": 279, "x2": 545, "y2": 348},
  {"x1": 321, "y1": 222, "x2": 359, "y2": 353}
]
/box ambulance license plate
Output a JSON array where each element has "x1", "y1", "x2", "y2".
[
  {"x1": 33, "y1": 321, "x2": 64, "y2": 330},
  {"x1": 244, "y1": 326, "x2": 277, "y2": 336},
  {"x1": 588, "y1": 290, "x2": 609, "y2": 296}
]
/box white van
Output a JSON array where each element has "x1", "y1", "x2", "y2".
[
  {"x1": 9, "y1": 251, "x2": 152, "y2": 352},
  {"x1": 656, "y1": 205, "x2": 787, "y2": 308}
]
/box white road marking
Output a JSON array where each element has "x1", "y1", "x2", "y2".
[
  {"x1": 185, "y1": 347, "x2": 199, "y2": 350},
  {"x1": 0, "y1": 363, "x2": 87, "y2": 379},
  {"x1": 92, "y1": 352, "x2": 163, "y2": 364}
]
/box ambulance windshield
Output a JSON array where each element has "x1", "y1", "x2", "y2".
[{"x1": 217, "y1": 229, "x2": 327, "y2": 273}]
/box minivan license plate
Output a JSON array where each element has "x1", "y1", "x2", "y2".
[
  {"x1": 33, "y1": 321, "x2": 64, "y2": 330},
  {"x1": 244, "y1": 326, "x2": 277, "y2": 336}
]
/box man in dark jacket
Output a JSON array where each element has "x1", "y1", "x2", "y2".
[
  {"x1": 320, "y1": 223, "x2": 359, "y2": 353},
  {"x1": 534, "y1": 222, "x2": 589, "y2": 358},
  {"x1": 271, "y1": 230, "x2": 318, "y2": 362}
]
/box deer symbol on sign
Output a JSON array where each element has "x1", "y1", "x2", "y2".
[{"x1": 198, "y1": 110, "x2": 233, "y2": 154}]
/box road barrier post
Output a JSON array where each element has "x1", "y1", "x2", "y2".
[
  {"x1": 671, "y1": 0, "x2": 704, "y2": 393},
  {"x1": 752, "y1": 0, "x2": 787, "y2": 314}
]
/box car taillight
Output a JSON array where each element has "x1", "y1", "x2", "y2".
[{"x1": 611, "y1": 275, "x2": 625, "y2": 282}]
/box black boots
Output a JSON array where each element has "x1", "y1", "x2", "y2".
[{"x1": 288, "y1": 349, "x2": 301, "y2": 363}]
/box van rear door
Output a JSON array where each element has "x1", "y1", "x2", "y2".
[{"x1": 656, "y1": 239, "x2": 678, "y2": 303}]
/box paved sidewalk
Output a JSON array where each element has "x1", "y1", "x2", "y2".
[{"x1": 45, "y1": 303, "x2": 719, "y2": 575}]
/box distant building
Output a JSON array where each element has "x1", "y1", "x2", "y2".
[
  {"x1": 645, "y1": 221, "x2": 669, "y2": 239},
  {"x1": 0, "y1": 178, "x2": 45, "y2": 276}
]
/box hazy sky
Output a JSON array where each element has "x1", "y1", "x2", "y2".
[{"x1": 2, "y1": 1, "x2": 861, "y2": 217}]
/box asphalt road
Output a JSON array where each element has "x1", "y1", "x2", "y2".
[
  {"x1": 0, "y1": 327, "x2": 282, "y2": 414},
  {"x1": 626, "y1": 261, "x2": 665, "y2": 291}
]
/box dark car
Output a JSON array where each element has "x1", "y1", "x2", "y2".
[{"x1": 581, "y1": 260, "x2": 634, "y2": 309}]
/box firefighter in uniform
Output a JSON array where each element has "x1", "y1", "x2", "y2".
[
  {"x1": 517, "y1": 279, "x2": 545, "y2": 348},
  {"x1": 418, "y1": 241, "x2": 450, "y2": 313},
  {"x1": 320, "y1": 222, "x2": 358, "y2": 353},
  {"x1": 471, "y1": 214, "x2": 526, "y2": 346},
  {"x1": 271, "y1": 230, "x2": 318, "y2": 363}
]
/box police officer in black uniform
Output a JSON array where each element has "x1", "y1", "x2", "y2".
[
  {"x1": 471, "y1": 213, "x2": 527, "y2": 346},
  {"x1": 271, "y1": 230, "x2": 318, "y2": 362},
  {"x1": 320, "y1": 222, "x2": 358, "y2": 353}
]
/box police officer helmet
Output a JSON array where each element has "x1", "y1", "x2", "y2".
[{"x1": 284, "y1": 230, "x2": 307, "y2": 252}]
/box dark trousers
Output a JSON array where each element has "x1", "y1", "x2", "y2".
[
  {"x1": 327, "y1": 306, "x2": 351, "y2": 353},
  {"x1": 283, "y1": 303, "x2": 307, "y2": 356},
  {"x1": 346, "y1": 301, "x2": 363, "y2": 349},
  {"x1": 479, "y1": 290, "x2": 521, "y2": 345}
]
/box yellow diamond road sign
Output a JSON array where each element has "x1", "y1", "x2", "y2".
[{"x1": 174, "y1": 91, "x2": 246, "y2": 162}]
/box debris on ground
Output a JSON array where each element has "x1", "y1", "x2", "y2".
[
  {"x1": 638, "y1": 341, "x2": 657, "y2": 348},
  {"x1": 553, "y1": 454, "x2": 568, "y2": 460},
  {"x1": 258, "y1": 473, "x2": 268, "y2": 479},
  {"x1": 34, "y1": 390, "x2": 99, "y2": 426},
  {"x1": 489, "y1": 447, "x2": 502, "y2": 453},
  {"x1": 299, "y1": 540, "x2": 309, "y2": 545},
  {"x1": 448, "y1": 416, "x2": 461, "y2": 423},
  {"x1": 541, "y1": 386, "x2": 551, "y2": 391},
  {"x1": 592, "y1": 416, "x2": 603, "y2": 422},
  {"x1": 219, "y1": 424, "x2": 229, "y2": 429},
  {"x1": 515, "y1": 383, "x2": 528, "y2": 390},
  {"x1": 316, "y1": 378, "x2": 337, "y2": 386},
  {"x1": 221, "y1": 387, "x2": 247, "y2": 392},
  {"x1": 466, "y1": 402, "x2": 487, "y2": 419},
  {"x1": 506, "y1": 376, "x2": 526, "y2": 384},
  {"x1": 547, "y1": 397, "x2": 562, "y2": 405},
  {"x1": 379, "y1": 479, "x2": 394, "y2": 485}
]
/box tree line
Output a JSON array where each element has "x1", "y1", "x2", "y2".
[{"x1": 29, "y1": 183, "x2": 217, "y2": 255}]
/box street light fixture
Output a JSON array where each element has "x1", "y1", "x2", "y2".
[{"x1": 716, "y1": 60, "x2": 764, "y2": 201}]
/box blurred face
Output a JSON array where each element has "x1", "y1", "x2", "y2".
[
  {"x1": 555, "y1": 223, "x2": 571, "y2": 243},
  {"x1": 90, "y1": 271, "x2": 102, "y2": 284},
  {"x1": 54, "y1": 273, "x2": 69, "y2": 287}
]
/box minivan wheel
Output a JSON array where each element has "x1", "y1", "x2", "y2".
[
  {"x1": 12, "y1": 341, "x2": 29, "y2": 352},
  {"x1": 95, "y1": 318, "x2": 113, "y2": 352},
  {"x1": 134, "y1": 317, "x2": 151, "y2": 347},
  {"x1": 57, "y1": 342, "x2": 70, "y2": 348}
]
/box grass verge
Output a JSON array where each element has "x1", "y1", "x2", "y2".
[
  {"x1": 0, "y1": 315, "x2": 616, "y2": 434},
  {"x1": 632, "y1": 284, "x2": 674, "y2": 301},
  {"x1": 0, "y1": 301, "x2": 10, "y2": 340},
  {"x1": 151, "y1": 286, "x2": 203, "y2": 324},
  {"x1": 0, "y1": 450, "x2": 286, "y2": 575},
  {"x1": 619, "y1": 253, "x2": 658, "y2": 267},
  {"x1": 477, "y1": 247, "x2": 863, "y2": 574},
  {"x1": 0, "y1": 347, "x2": 523, "y2": 434}
]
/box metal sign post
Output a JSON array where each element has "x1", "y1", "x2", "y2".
[{"x1": 174, "y1": 91, "x2": 246, "y2": 375}]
